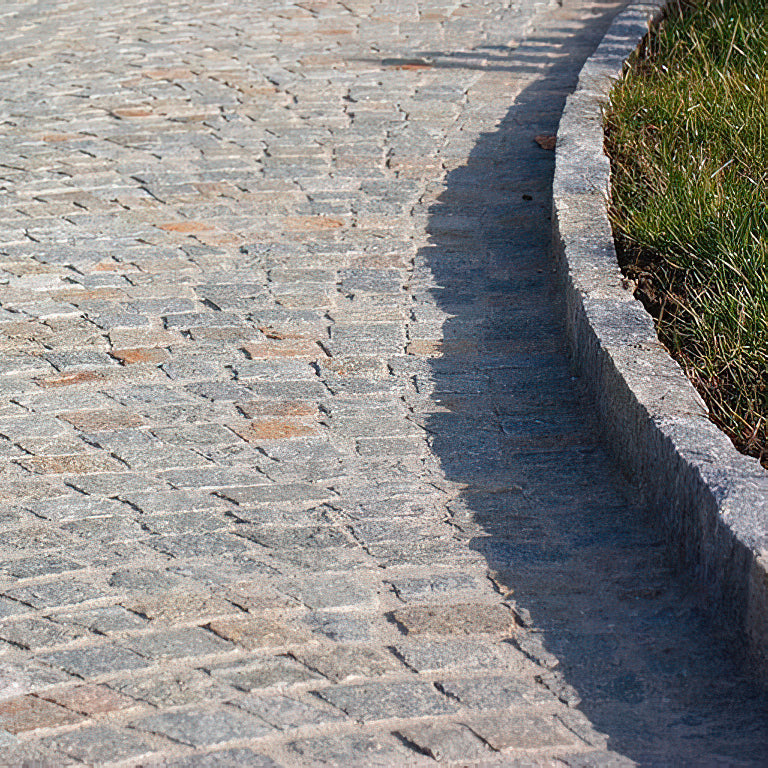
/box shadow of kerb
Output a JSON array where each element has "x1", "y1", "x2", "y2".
[{"x1": 418, "y1": 2, "x2": 768, "y2": 765}]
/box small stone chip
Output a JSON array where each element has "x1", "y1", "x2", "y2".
[{"x1": 534, "y1": 133, "x2": 556, "y2": 150}]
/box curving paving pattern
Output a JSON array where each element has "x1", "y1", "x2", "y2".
[{"x1": 0, "y1": 0, "x2": 766, "y2": 765}]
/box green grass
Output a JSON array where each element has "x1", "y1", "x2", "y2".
[{"x1": 605, "y1": 0, "x2": 768, "y2": 467}]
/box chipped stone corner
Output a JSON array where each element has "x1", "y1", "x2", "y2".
[{"x1": 551, "y1": 0, "x2": 768, "y2": 682}]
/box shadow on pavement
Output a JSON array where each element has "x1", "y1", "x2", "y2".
[{"x1": 420, "y1": 2, "x2": 768, "y2": 763}]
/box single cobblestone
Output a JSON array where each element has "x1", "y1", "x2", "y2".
[
  {"x1": 0, "y1": 0, "x2": 766, "y2": 765},
  {"x1": 314, "y1": 680, "x2": 460, "y2": 722},
  {"x1": 133, "y1": 706, "x2": 275, "y2": 747}
]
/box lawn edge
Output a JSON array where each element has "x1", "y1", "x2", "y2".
[{"x1": 552, "y1": 0, "x2": 768, "y2": 681}]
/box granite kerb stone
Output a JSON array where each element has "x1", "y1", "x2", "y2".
[{"x1": 552, "y1": 0, "x2": 768, "y2": 681}]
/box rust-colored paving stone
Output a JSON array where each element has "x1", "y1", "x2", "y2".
[
  {"x1": 0, "y1": 695, "x2": 84, "y2": 733},
  {"x1": 389, "y1": 603, "x2": 517, "y2": 636},
  {"x1": 39, "y1": 685, "x2": 136, "y2": 716}
]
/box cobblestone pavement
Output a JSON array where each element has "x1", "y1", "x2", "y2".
[{"x1": 0, "y1": 0, "x2": 766, "y2": 765}]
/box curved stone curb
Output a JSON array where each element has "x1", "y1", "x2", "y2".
[{"x1": 552, "y1": 0, "x2": 768, "y2": 680}]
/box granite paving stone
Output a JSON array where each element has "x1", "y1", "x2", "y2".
[
  {"x1": 397, "y1": 722, "x2": 493, "y2": 763},
  {"x1": 133, "y1": 706, "x2": 275, "y2": 747},
  {"x1": 291, "y1": 644, "x2": 402, "y2": 683},
  {"x1": 231, "y1": 692, "x2": 347, "y2": 729},
  {"x1": 146, "y1": 749, "x2": 284, "y2": 768},
  {"x1": 37, "y1": 644, "x2": 150, "y2": 678},
  {"x1": 205, "y1": 654, "x2": 325, "y2": 692},
  {"x1": 314, "y1": 680, "x2": 460, "y2": 722},
  {"x1": 125, "y1": 627, "x2": 237, "y2": 661},
  {"x1": 107, "y1": 669, "x2": 237, "y2": 708},
  {"x1": 284, "y1": 732, "x2": 426, "y2": 767},
  {"x1": 39, "y1": 684, "x2": 136, "y2": 716},
  {"x1": 466, "y1": 712, "x2": 579, "y2": 751},
  {"x1": 0, "y1": 695, "x2": 84, "y2": 734},
  {"x1": 0, "y1": 0, "x2": 766, "y2": 764},
  {"x1": 394, "y1": 637, "x2": 528, "y2": 673},
  {"x1": 37, "y1": 725, "x2": 162, "y2": 764},
  {"x1": 438, "y1": 674, "x2": 552, "y2": 709}
]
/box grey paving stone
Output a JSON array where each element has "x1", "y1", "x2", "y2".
[
  {"x1": 314, "y1": 680, "x2": 459, "y2": 722},
  {"x1": 38, "y1": 726, "x2": 160, "y2": 764},
  {"x1": 285, "y1": 732, "x2": 423, "y2": 767},
  {"x1": 205, "y1": 655, "x2": 324, "y2": 692},
  {"x1": 126, "y1": 627, "x2": 236, "y2": 661},
  {"x1": 292, "y1": 645, "x2": 401, "y2": 682},
  {"x1": 44, "y1": 349, "x2": 117, "y2": 371},
  {"x1": 151, "y1": 424, "x2": 241, "y2": 446},
  {"x1": 232, "y1": 693, "x2": 347, "y2": 729},
  {"x1": 394, "y1": 638, "x2": 526, "y2": 673},
  {"x1": 158, "y1": 468, "x2": 263, "y2": 490},
  {"x1": 467, "y1": 712, "x2": 580, "y2": 751},
  {"x1": 386, "y1": 573, "x2": 485, "y2": 602},
  {"x1": 3, "y1": 578, "x2": 111, "y2": 610},
  {"x1": 0, "y1": 554, "x2": 85, "y2": 579},
  {"x1": 238, "y1": 524, "x2": 352, "y2": 551},
  {"x1": 0, "y1": 526, "x2": 74, "y2": 553},
  {"x1": 140, "y1": 510, "x2": 230, "y2": 535},
  {"x1": 0, "y1": 597, "x2": 31, "y2": 620},
  {"x1": 60, "y1": 514, "x2": 145, "y2": 542},
  {"x1": 148, "y1": 749, "x2": 283, "y2": 768},
  {"x1": 58, "y1": 605, "x2": 149, "y2": 634},
  {"x1": 38, "y1": 643, "x2": 150, "y2": 678},
  {"x1": 108, "y1": 566, "x2": 193, "y2": 597},
  {"x1": 120, "y1": 489, "x2": 229, "y2": 512},
  {"x1": 147, "y1": 532, "x2": 250, "y2": 558},
  {"x1": 133, "y1": 706, "x2": 274, "y2": 747},
  {"x1": 109, "y1": 669, "x2": 235, "y2": 708},
  {"x1": 123, "y1": 590, "x2": 239, "y2": 622},
  {"x1": 65, "y1": 472, "x2": 167, "y2": 495},
  {"x1": 283, "y1": 575, "x2": 376, "y2": 610},
  {"x1": 0, "y1": 742, "x2": 77, "y2": 767},
  {"x1": 0, "y1": 661, "x2": 72, "y2": 699},
  {"x1": 397, "y1": 722, "x2": 492, "y2": 763},
  {"x1": 438, "y1": 674, "x2": 551, "y2": 710},
  {"x1": 217, "y1": 483, "x2": 334, "y2": 506},
  {"x1": 303, "y1": 611, "x2": 376, "y2": 643},
  {"x1": 0, "y1": 617, "x2": 89, "y2": 650}
]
